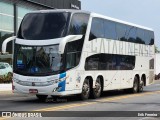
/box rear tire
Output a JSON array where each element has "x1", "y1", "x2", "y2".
[
  {"x1": 138, "y1": 77, "x2": 144, "y2": 92},
  {"x1": 79, "y1": 78, "x2": 90, "y2": 100},
  {"x1": 92, "y1": 77, "x2": 102, "y2": 99},
  {"x1": 36, "y1": 95, "x2": 48, "y2": 101}
]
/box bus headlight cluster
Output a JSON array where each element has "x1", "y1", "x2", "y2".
[{"x1": 13, "y1": 78, "x2": 66, "y2": 86}]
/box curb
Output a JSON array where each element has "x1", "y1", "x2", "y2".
[{"x1": 0, "y1": 84, "x2": 12, "y2": 91}]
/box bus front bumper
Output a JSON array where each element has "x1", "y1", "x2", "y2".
[{"x1": 13, "y1": 82, "x2": 69, "y2": 96}]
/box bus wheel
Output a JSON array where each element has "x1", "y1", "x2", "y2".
[
  {"x1": 92, "y1": 77, "x2": 102, "y2": 99},
  {"x1": 80, "y1": 78, "x2": 90, "y2": 100},
  {"x1": 131, "y1": 76, "x2": 139, "y2": 93},
  {"x1": 139, "y1": 78, "x2": 144, "y2": 92},
  {"x1": 36, "y1": 95, "x2": 48, "y2": 101}
]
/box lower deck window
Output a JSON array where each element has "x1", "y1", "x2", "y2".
[{"x1": 85, "y1": 54, "x2": 135, "y2": 70}]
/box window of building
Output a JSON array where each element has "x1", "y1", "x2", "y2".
[
  {"x1": 0, "y1": 2, "x2": 14, "y2": 32},
  {"x1": 17, "y1": 6, "x2": 35, "y2": 29},
  {"x1": 0, "y1": 15, "x2": 14, "y2": 32},
  {"x1": 0, "y1": 2, "x2": 14, "y2": 54},
  {"x1": 0, "y1": 2, "x2": 13, "y2": 15},
  {"x1": 89, "y1": 18, "x2": 104, "y2": 40},
  {"x1": 69, "y1": 13, "x2": 89, "y2": 35},
  {"x1": 0, "y1": 31, "x2": 13, "y2": 54}
]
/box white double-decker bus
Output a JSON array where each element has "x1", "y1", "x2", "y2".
[{"x1": 5, "y1": 9, "x2": 155, "y2": 100}]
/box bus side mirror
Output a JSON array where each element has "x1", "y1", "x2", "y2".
[
  {"x1": 59, "y1": 35, "x2": 83, "y2": 54},
  {"x1": 2, "y1": 36, "x2": 16, "y2": 54}
]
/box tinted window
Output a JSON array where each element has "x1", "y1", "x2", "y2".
[
  {"x1": 89, "y1": 18, "x2": 104, "y2": 40},
  {"x1": 85, "y1": 54, "x2": 135, "y2": 70},
  {"x1": 18, "y1": 12, "x2": 69, "y2": 40},
  {"x1": 126, "y1": 26, "x2": 137, "y2": 42},
  {"x1": 104, "y1": 20, "x2": 117, "y2": 40},
  {"x1": 65, "y1": 36, "x2": 85, "y2": 70},
  {"x1": 116, "y1": 23, "x2": 127, "y2": 41},
  {"x1": 99, "y1": 54, "x2": 112, "y2": 70},
  {"x1": 144, "y1": 30, "x2": 150, "y2": 45},
  {"x1": 136, "y1": 28, "x2": 145, "y2": 44},
  {"x1": 14, "y1": 44, "x2": 64, "y2": 76},
  {"x1": 112, "y1": 55, "x2": 135, "y2": 70},
  {"x1": 5, "y1": 64, "x2": 9, "y2": 68},
  {"x1": 0, "y1": 63, "x2": 6, "y2": 69},
  {"x1": 69, "y1": 13, "x2": 89, "y2": 35},
  {"x1": 144, "y1": 30, "x2": 154, "y2": 45},
  {"x1": 89, "y1": 18, "x2": 154, "y2": 45},
  {"x1": 85, "y1": 54, "x2": 99, "y2": 70},
  {"x1": 149, "y1": 31, "x2": 154, "y2": 45}
]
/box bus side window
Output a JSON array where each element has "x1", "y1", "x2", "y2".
[
  {"x1": 104, "y1": 20, "x2": 117, "y2": 40},
  {"x1": 116, "y1": 23, "x2": 127, "y2": 41},
  {"x1": 65, "y1": 36, "x2": 84, "y2": 70},
  {"x1": 69, "y1": 13, "x2": 89, "y2": 35},
  {"x1": 136, "y1": 28, "x2": 145, "y2": 44},
  {"x1": 126, "y1": 25, "x2": 137, "y2": 43},
  {"x1": 144, "y1": 30, "x2": 154, "y2": 45},
  {"x1": 89, "y1": 18, "x2": 104, "y2": 40}
]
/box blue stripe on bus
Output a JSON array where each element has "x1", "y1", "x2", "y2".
[
  {"x1": 58, "y1": 80, "x2": 66, "y2": 92},
  {"x1": 58, "y1": 72, "x2": 66, "y2": 92},
  {"x1": 59, "y1": 72, "x2": 66, "y2": 79}
]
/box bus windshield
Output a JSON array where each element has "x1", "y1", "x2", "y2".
[
  {"x1": 14, "y1": 44, "x2": 64, "y2": 76},
  {"x1": 17, "y1": 12, "x2": 70, "y2": 40}
]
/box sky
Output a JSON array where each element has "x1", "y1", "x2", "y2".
[{"x1": 81, "y1": 0, "x2": 160, "y2": 50}]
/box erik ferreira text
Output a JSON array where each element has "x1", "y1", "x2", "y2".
[{"x1": 138, "y1": 113, "x2": 158, "y2": 117}]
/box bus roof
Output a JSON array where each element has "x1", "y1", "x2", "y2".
[
  {"x1": 30, "y1": 9, "x2": 90, "y2": 14},
  {"x1": 29, "y1": 9, "x2": 153, "y2": 31}
]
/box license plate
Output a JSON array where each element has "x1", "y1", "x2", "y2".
[{"x1": 29, "y1": 89, "x2": 38, "y2": 93}]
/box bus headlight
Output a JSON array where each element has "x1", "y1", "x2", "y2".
[
  {"x1": 53, "y1": 87, "x2": 62, "y2": 92},
  {"x1": 46, "y1": 80, "x2": 55, "y2": 85}
]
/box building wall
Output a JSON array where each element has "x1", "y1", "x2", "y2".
[
  {"x1": 0, "y1": 1, "x2": 14, "y2": 54},
  {"x1": 27, "y1": 0, "x2": 81, "y2": 9}
]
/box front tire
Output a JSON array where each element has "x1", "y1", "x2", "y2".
[
  {"x1": 92, "y1": 77, "x2": 102, "y2": 99},
  {"x1": 131, "y1": 76, "x2": 139, "y2": 93},
  {"x1": 79, "y1": 78, "x2": 90, "y2": 100}
]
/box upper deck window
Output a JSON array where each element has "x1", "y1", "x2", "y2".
[
  {"x1": 17, "y1": 12, "x2": 70, "y2": 40},
  {"x1": 69, "y1": 13, "x2": 89, "y2": 35}
]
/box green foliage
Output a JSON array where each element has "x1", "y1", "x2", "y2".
[
  {"x1": 0, "y1": 73, "x2": 12, "y2": 83},
  {"x1": 155, "y1": 46, "x2": 160, "y2": 53}
]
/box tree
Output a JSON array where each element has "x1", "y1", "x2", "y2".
[{"x1": 155, "y1": 46, "x2": 160, "y2": 53}]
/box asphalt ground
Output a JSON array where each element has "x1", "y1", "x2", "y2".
[{"x1": 0, "y1": 81, "x2": 160, "y2": 120}]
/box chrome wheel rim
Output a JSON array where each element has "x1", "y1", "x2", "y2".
[
  {"x1": 94, "y1": 78, "x2": 101, "y2": 94},
  {"x1": 133, "y1": 81, "x2": 138, "y2": 92},
  {"x1": 82, "y1": 80, "x2": 90, "y2": 96}
]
